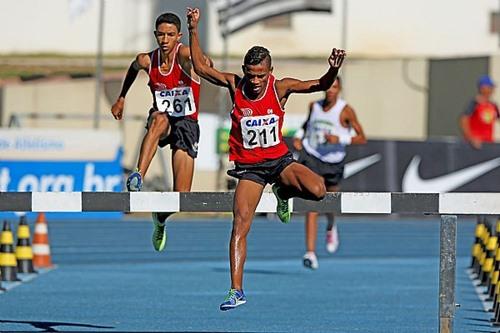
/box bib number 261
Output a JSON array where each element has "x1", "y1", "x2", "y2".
[
  {"x1": 161, "y1": 98, "x2": 192, "y2": 113},
  {"x1": 155, "y1": 88, "x2": 196, "y2": 117}
]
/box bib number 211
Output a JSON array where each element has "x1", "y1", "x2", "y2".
[{"x1": 241, "y1": 115, "x2": 280, "y2": 149}]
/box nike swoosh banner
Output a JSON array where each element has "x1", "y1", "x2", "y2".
[
  {"x1": 402, "y1": 155, "x2": 500, "y2": 193},
  {"x1": 216, "y1": 0, "x2": 332, "y2": 36},
  {"x1": 284, "y1": 137, "x2": 500, "y2": 192}
]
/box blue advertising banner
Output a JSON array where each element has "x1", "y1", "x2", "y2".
[{"x1": 0, "y1": 129, "x2": 123, "y2": 219}]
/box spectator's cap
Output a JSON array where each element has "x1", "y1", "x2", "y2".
[{"x1": 478, "y1": 75, "x2": 495, "y2": 88}]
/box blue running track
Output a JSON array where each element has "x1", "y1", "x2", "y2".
[{"x1": 0, "y1": 215, "x2": 493, "y2": 332}]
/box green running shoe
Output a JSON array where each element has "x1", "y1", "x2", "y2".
[
  {"x1": 152, "y1": 212, "x2": 167, "y2": 251},
  {"x1": 272, "y1": 183, "x2": 291, "y2": 224}
]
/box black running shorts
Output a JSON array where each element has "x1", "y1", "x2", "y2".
[
  {"x1": 227, "y1": 152, "x2": 295, "y2": 186},
  {"x1": 146, "y1": 110, "x2": 200, "y2": 159},
  {"x1": 297, "y1": 149, "x2": 344, "y2": 187}
]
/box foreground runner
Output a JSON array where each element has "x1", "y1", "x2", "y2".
[
  {"x1": 187, "y1": 7, "x2": 346, "y2": 310},
  {"x1": 293, "y1": 77, "x2": 366, "y2": 269},
  {"x1": 111, "y1": 12, "x2": 211, "y2": 251}
]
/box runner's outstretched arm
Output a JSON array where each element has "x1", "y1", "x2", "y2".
[
  {"x1": 111, "y1": 54, "x2": 150, "y2": 120},
  {"x1": 275, "y1": 49, "x2": 346, "y2": 106},
  {"x1": 187, "y1": 7, "x2": 236, "y2": 90}
]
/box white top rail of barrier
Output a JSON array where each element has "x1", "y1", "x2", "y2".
[{"x1": 1, "y1": 192, "x2": 500, "y2": 215}]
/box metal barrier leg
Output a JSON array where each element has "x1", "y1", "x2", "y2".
[{"x1": 439, "y1": 215, "x2": 457, "y2": 333}]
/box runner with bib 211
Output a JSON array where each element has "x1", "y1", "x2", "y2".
[{"x1": 187, "y1": 7, "x2": 346, "y2": 311}]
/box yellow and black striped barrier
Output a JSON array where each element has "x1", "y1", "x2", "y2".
[
  {"x1": 15, "y1": 216, "x2": 35, "y2": 274},
  {"x1": 0, "y1": 221, "x2": 19, "y2": 282},
  {"x1": 471, "y1": 223, "x2": 483, "y2": 271},
  {"x1": 472, "y1": 219, "x2": 488, "y2": 279},
  {"x1": 467, "y1": 218, "x2": 500, "y2": 326},
  {"x1": 486, "y1": 221, "x2": 500, "y2": 301},
  {"x1": 489, "y1": 244, "x2": 500, "y2": 316},
  {"x1": 480, "y1": 231, "x2": 496, "y2": 289},
  {"x1": 471, "y1": 220, "x2": 487, "y2": 275}
]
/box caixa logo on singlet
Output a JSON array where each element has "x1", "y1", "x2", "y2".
[
  {"x1": 245, "y1": 116, "x2": 277, "y2": 127},
  {"x1": 158, "y1": 89, "x2": 190, "y2": 97}
]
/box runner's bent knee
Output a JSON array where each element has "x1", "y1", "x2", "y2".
[
  {"x1": 310, "y1": 181, "x2": 326, "y2": 200},
  {"x1": 149, "y1": 113, "x2": 169, "y2": 136}
]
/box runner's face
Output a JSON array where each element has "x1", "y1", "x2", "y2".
[
  {"x1": 479, "y1": 85, "x2": 494, "y2": 99},
  {"x1": 242, "y1": 62, "x2": 272, "y2": 97},
  {"x1": 154, "y1": 23, "x2": 181, "y2": 54},
  {"x1": 325, "y1": 79, "x2": 341, "y2": 101}
]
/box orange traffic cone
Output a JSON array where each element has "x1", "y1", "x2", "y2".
[
  {"x1": 16, "y1": 216, "x2": 36, "y2": 274},
  {"x1": 0, "y1": 221, "x2": 20, "y2": 281},
  {"x1": 32, "y1": 213, "x2": 53, "y2": 268}
]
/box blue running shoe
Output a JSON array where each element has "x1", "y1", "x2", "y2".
[
  {"x1": 126, "y1": 170, "x2": 142, "y2": 192},
  {"x1": 220, "y1": 289, "x2": 246, "y2": 311}
]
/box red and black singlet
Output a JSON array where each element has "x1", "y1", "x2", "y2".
[
  {"x1": 228, "y1": 74, "x2": 289, "y2": 164},
  {"x1": 147, "y1": 44, "x2": 200, "y2": 121}
]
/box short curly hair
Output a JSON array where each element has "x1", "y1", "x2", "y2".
[
  {"x1": 155, "y1": 12, "x2": 181, "y2": 31},
  {"x1": 244, "y1": 46, "x2": 271, "y2": 67}
]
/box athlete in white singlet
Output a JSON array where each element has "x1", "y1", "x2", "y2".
[{"x1": 294, "y1": 77, "x2": 366, "y2": 269}]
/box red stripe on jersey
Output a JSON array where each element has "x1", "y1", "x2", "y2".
[
  {"x1": 148, "y1": 44, "x2": 200, "y2": 121},
  {"x1": 228, "y1": 74, "x2": 289, "y2": 164}
]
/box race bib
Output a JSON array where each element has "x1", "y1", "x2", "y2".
[
  {"x1": 154, "y1": 87, "x2": 196, "y2": 117},
  {"x1": 307, "y1": 121, "x2": 334, "y2": 148},
  {"x1": 240, "y1": 115, "x2": 280, "y2": 149}
]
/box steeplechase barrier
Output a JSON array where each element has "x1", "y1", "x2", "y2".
[
  {"x1": 2, "y1": 191, "x2": 500, "y2": 333},
  {"x1": 468, "y1": 218, "x2": 500, "y2": 328}
]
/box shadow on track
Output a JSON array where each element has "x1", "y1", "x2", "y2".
[{"x1": 0, "y1": 319, "x2": 114, "y2": 332}]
